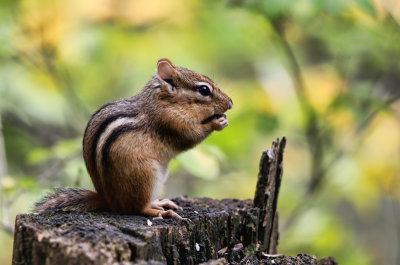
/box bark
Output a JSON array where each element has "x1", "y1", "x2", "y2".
[
  {"x1": 201, "y1": 254, "x2": 338, "y2": 265},
  {"x1": 12, "y1": 137, "x2": 338, "y2": 265},
  {"x1": 13, "y1": 197, "x2": 255, "y2": 265},
  {"x1": 253, "y1": 137, "x2": 286, "y2": 253}
]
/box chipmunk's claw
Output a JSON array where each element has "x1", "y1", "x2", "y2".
[{"x1": 152, "y1": 209, "x2": 182, "y2": 220}]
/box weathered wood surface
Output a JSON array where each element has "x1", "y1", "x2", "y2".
[
  {"x1": 12, "y1": 137, "x2": 338, "y2": 264},
  {"x1": 13, "y1": 197, "x2": 255, "y2": 265},
  {"x1": 253, "y1": 137, "x2": 286, "y2": 253},
  {"x1": 202, "y1": 254, "x2": 338, "y2": 265}
]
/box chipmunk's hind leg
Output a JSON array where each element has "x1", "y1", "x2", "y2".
[{"x1": 148, "y1": 199, "x2": 183, "y2": 219}]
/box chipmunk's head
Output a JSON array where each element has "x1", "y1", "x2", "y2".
[{"x1": 150, "y1": 58, "x2": 233, "y2": 136}]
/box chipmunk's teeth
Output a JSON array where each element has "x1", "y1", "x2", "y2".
[
  {"x1": 201, "y1": 114, "x2": 226, "y2": 124},
  {"x1": 201, "y1": 113, "x2": 227, "y2": 124}
]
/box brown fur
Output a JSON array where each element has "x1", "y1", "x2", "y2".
[{"x1": 35, "y1": 58, "x2": 233, "y2": 216}]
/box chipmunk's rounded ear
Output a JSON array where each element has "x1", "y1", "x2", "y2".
[{"x1": 157, "y1": 58, "x2": 176, "y2": 80}]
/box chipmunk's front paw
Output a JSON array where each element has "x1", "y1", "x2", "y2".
[{"x1": 212, "y1": 114, "x2": 228, "y2": 131}]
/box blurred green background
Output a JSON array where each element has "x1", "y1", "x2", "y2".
[{"x1": 0, "y1": 0, "x2": 400, "y2": 264}]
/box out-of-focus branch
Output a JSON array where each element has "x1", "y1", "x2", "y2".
[
  {"x1": 394, "y1": 176, "x2": 400, "y2": 265},
  {"x1": 13, "y1": 46, "x2": 88, "y2": 135},
  {"x1": 0, "y1": 115, "x2": 7, "y2": 180},
  {"x1": 3, "y1": 111, "x2": 78, "y2": 146},
  {"x1": 268, "y1": 17, "x2": 400, "y2": 231},
  {"x1": 269, "y1": 19, "x2": 326, "y2": 222},
  {"x1": 36, "y1": 152, "x2": 82, "y2": 183},
  {"x1": 270, "y1": 21, "x2": 312, "y2": 115},
  {"x1": 38, "y1": 35, "x2": 90, "y2": 128},
  {"x1": 0, "y1": 222, "x2": 13, "y2": 236},
  {"x1": 270, "y1": 20, "x2": 325, "y2": 192},
  {"x1": 12, "y1": 21, "x2": 91, "y2": 134},
  {"x1": 0, "y1": 114, "x2": 14, "y2": 236},
  {"x1": 282, "y1": 89, "x2": 400, "y2": 231}
]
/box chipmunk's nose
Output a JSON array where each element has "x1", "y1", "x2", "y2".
[{"x1": 227, "y1": 97, "x2": 233, "y2": 109}]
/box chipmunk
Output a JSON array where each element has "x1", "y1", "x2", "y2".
[{"x1": 35, "y1": 58, "x2": 233, "y2": 219}]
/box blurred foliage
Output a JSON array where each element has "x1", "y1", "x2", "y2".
[{"x1": 0, "y1": 0, "x2": 400, "y2": 264}]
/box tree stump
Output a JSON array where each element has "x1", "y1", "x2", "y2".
[{"x1": 12, "y1": 137, "x2": 338, "y2": 265}]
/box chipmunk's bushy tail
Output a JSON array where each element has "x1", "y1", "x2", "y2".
[{"x1": 34, "y1": 188, "x2": 107, "y2": 212}]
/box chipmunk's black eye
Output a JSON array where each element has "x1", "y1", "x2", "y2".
[{"x1": 198, "y1": 85, "x2": 211, "y2": 96}]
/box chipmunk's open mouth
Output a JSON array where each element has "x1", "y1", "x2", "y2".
[{"x1": 201, "y1": 113, "x2": 226, "y2": 124}]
